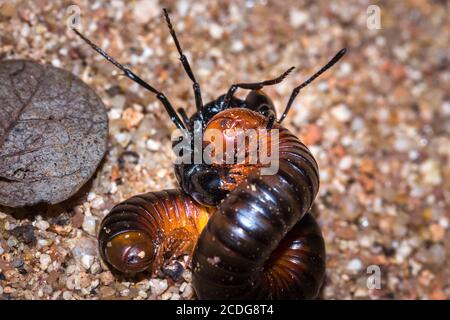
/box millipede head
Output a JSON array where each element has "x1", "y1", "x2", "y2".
[
  {"x1": 175, "y1": 108, "x2": 273, "y2": 206},
  {"x1": 102, "y1": 230, "x2": 155, "y2": 274}
]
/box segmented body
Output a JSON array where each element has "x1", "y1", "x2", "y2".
[
  {"x1": 73, "y1": 8, "x2": 345, "y2": 300},
  {"x1": 98, "y1": 190, "x2": 210, "y2": 274},
  {"x1": 99, "y1": 108, "x2": 325, "y2": 299},
  {"x1": 192, "y1": 110, "x2": 324, "y2": 299}
]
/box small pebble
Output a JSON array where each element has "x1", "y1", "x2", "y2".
[
  {"x1": 39, "y1": 254, "x2": 52, "y2": 271},
  {"x1": 160, "y1": 291, "x2": 172, "y2": 300},
  {"x1": 346, "y1": 258, "x2": 363, "y2": 272},
  {"x1": 181, "y1": 284, "x2": 194, "y2": 299},
  {"x1": 63, "y1": 291, "x2": 72, "y2": 300},
  {"x1": 420, "y1": 159, "x2": 442, "y2": 186},
  {"x1": 38, "y1": 239, "x2": 53, "y2": 247},
  {"x1": 331, "y1": 104, "x2": 352, "y2": 122},
  {"x1": 82, "y1": 216, "x2": 97, "y2": 236},
  {"x1": 90, "y1": 262, "x2": 101, "y2": 274},
  {"x1": 35, "y1": 220, "x2": 50, "y2": 231},
  {"x1": 81, "y1": 255, "x2": 95, "y2": 270},
  {"x1": 100, "y1": 271, "x2": 114, "y2": 286},
  {"x1": 133, "y1": 0, "x2": 159, "y2": 24},
  {"x1": 150, "y1": 279, "x2": 168, "y2": 295},
  {"x1": 289, "y1": 9, "x2": 308, "y2": 28}
]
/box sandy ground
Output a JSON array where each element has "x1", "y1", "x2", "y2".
[{"x1": 0, "y1": 0, "x2": 449, "y2": 299}]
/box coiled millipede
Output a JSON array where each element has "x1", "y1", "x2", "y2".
[{"x1": 74, "y1": 9, "x2": 346, "y2": 300}]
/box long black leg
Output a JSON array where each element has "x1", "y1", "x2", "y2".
[
  {"x1": 223, "y1": 67, "x2": 295, "y2": 110},
  {"x1": 278, "y1": 48, "x2": 347, "y2": 123},
  {"x1": 163, "y1": 9, "x2": 203, "y2": 120},
  {"x1": 177, "y1": 108, "x2": 190, "y2": 127},
  {"x1": 72, "y1": 28, "x2": 186, "y2": 130}
]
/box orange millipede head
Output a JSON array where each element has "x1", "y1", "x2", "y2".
[
  {"x1": 203, "y1": 108, "x2": 276, "y2": 192},
  {"x1": 103, "y1": 230, "x2": 155, "y2": 274}
]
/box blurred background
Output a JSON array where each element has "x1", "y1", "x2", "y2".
[{"x1": 0, "y1": 0, "x2": 449, "y2": 299}]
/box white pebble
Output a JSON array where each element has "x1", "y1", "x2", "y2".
[
  {"x1": 177, "y1": 0, "x2": 189, "y2": 16},
  {"x1": 115, "y1": 132, "x2": 131, "y2": 147},
  {"x1": 394, "y1": 137, "x2": 412, "y2": 152},
  {"x1": 38, "y1": 239, "x2": 53, "y2": 247},
  {"x1": 81, "y1": 255, "x2": 94, "y2": 270},
  {"x1": 339, "y1": 156, "x2": 353, "y2": 171},
  {"x1": 146, "y1": 139, "x2": 161, "y2": 151},
  {"x1": 439, "y1": 217, "x2": 449, "y2": 229},
  {"x1": 87, "y1": 192, "x2": 97, "y2": 202},
  {"x1": 396, "y1": 242, "x2": 412, "y2": 263},
  {"x1": 209, "y1": 23, "x2": 224, "y2": 39},
  {"x1": 40, "y1": 254, "x2": 52, "y2": 270},
  {"x1": 170, "y1": 293, "x2": 180, "y2": 300},
  {"x1": 346, "y1": 258, "x2": 363, "y2": 272},
  {"x1": 82, "y1": 216, "x2": 97, "y2": 236},
  {"x1": 420, "y1": 159, "x2": 442, "y2": 186},
  {"x1": 133, "y1": 0, "x2": 159, "y2": 25},
  {"x1": 90, "y1": 262, "x2": 101, "y2": 274},
  {"x1": 110, "y1": 182, "x2": 118, "y2": 194},
  {"x1": 351, "y1": 117, "x2": 365, "y2": 131},
  {"x1": 181, "y1": 284, "x2": 194, "y2": 299},
  {"x1": 331, "y1": 104, "x2": 352, "y2": 122},
  {"x1": 231, "y1": 40, "x2": 244, "y2": 52},
  {"x1": 63, "y1": 291, "x2": 72, "y2": 300},
  {"x1": 442, "y1": 101, "x2": 450, "y2": 116},
  {"x1": 108, "y1": 108, "x2": 122, "y2": 120},
  {"x1": 289, "y1": 9, "x2": 308, "y2": 28},
  {"x1": 7, "y1": 236, "x2": 18, "y2": 247},
  {"x1": 35, "y1": 220, "x2": 50, "y2": 231},
  {"x1": 91, "y1": 197, "x2": 105, "y2": 210},
  {"x1": 339, "y1": 62, "x2": 353, "y2": 76},
  {"x1": 149, "y1": 279, "x2": 168, "y2": 295}
]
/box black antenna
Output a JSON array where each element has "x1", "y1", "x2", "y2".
[
  {"x1": 72, "y1": 28, "x2": 186, "y2": 130},
  {"x1": 278, "y1": 48, "x2": 347, "y2": 123},
  {"x1": 163, "y1": 9, "x2": 204, "y2": 117}
]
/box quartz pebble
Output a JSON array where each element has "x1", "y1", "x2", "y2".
[
  {"x1": 82, "y1": 216, "x2": 97, "y2": 236},
  {"x1": 331, "y1": 104, "x2": 352, "y2": 123},
  {"x1": 35, "y1": 220, "x2": 50, "y2": 231},
  {"x1": 81, "y1": 255, "x2": 95, "y2": 270},
  {"x1": 346, "y1": 259, "x2": 363, "y2": 272},
  {"x1": 150, "y1": 279, "x2": 168, "y2": 295},
  {"x1": 39, "y1": 254, "x2": 52, "y2": 271}
]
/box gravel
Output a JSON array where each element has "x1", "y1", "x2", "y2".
[{"x1": 0, "y1": 0, "x2": 449, "y2": 300}]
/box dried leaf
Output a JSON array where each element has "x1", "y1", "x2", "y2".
[{"x1": 0, "y1": 60, "x2": 108, "y2": 207}]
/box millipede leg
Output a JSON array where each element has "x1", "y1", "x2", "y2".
[{"x1": 177, "y1": 107, "x2": 190, "y2": 128}]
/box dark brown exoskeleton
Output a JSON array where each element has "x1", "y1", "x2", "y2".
[{"x1": 73, "y1": 8, "x2": 346, "y2": 299}]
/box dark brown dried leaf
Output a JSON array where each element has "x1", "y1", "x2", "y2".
[{"x1": 0, "y1": 60, "x2": 108, "y2": 207}]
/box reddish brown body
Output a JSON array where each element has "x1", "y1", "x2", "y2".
[
  {"x1": 99, "y1": 190, "x2": 210, "y2": 274},
  {"x1": 75, "y1": 8, "x2": 346, "y2": 300},
  {"x1": 99, "y1": 109, "x2": 325, "y2": 299}
]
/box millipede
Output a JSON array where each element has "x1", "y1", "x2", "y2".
[{"x1": 73, "y1": 9, "x2": 346, "y2": 299}]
